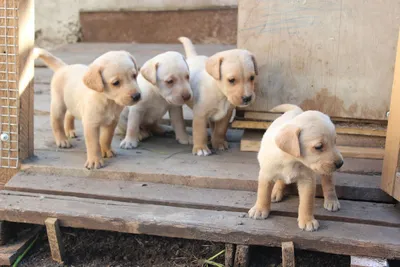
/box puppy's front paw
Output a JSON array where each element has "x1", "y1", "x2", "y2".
[
  {"x1": 298, "y1": 217, "x2": 319, "y2": 232},
  {"x1": 271, "y1": 187, "x2": 284, "y2": 203},
  {"x1": 56, "y1": 139, "x2": 72, "y2": 148},
  {"x1": 102, "y1": 149, "x2": 116, "y2": 158},
  {"x1": 85, "y1": 157, "x2": 104, "y2": 170},
  {"x1": 120, "y1": 138, "x2": 139, "y2": 149},
  {"x1": 324, "y1": 197, "x2": 341, "y2": 212},
  {"x1": 211, "y1": 139, "x2": 229, "y2": 151},
  {"x1": 177, "y1": 134, "x2": 193, "y2": 145},
  {"x1": 66, "y1": 130, "x2": 77, "y2": 139},
  {"x1": 192, "y1": 145, "x2": 212, "y2": 156},
  {"x1": 248, "y1": 205, "x2": 270, "y2": 220}
]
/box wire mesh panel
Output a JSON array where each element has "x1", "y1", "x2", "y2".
[{"x1": 0, "y1": 0, "x2": 18, "y2": 169}]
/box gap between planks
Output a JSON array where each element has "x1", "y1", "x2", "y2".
[{"x1": 0, "y1": 191, "x2": 399, "y2": 259}]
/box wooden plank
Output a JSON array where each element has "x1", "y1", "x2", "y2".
[
  {"x1": 225, "y1": 244, "x2": 236, "y2": 267},
  {"x1": 240, "y1": 130, "x2": 384, "y2": 159},
  {"x1": 5, "y1": 173, "x2": 400, "y2": 227},
  {"x1": 0, "y1": 226, "x2": 42, "y2": 266},
  {"x1": 45, "y1": 218, "x2": 65, "y2": 264},
  {"x1": 232, "y1": 120, "x2": 386, "y2": 137},
  {"x1": 282, "y1": 241, "x2": 295, "y2": 267},
  {"x1": 22, "y1": 149, "x2": 393, "y2": 202},
  {"x1": 238, "y1": 0, "x2": 400, "y2": 120},
  {"x1": 350, "y1": 256, "x2": 388, "y2": 267},
  {"x1": 381, "y1": 29, "x2": 400, "y2": 201},
  {"x1": 234, "y1": 245, "x2": 249, "y2": 267},
  {"x1": 0, "y1": 191, "x2": 399, "y2": 259}
]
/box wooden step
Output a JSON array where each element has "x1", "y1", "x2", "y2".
[
  {"x1": 0, "y1": 190, "x2": 398, "y2": 259},
  {"x1": 5, "y1": 173, "x2": 400, "y2": 228},
  {"x1": 22, "y1": 149, "x2": 393, "y2": 202},
  {"x1": 240, "y1": 130, "x2": 385, "y2": 159}
]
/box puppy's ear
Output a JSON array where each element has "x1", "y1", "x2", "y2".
[
  {"x1": 251, "y1": 54, "x2": 258, "y2": 75},
  {"x1": 140, "y1": 60, "x2": 159, "y2": 85},
  {"x1": 275, "y1": 124, "x2": 301, "y2": 158},
  {"x1": 206, "y1": 54, "x2": 223, "y2": 80},
  {"x1": 125, "y1": 51, "x2": 139, "y2": 72},
  {"x1": 83, "y1": 64, "x2": 104, "y2": 92}
]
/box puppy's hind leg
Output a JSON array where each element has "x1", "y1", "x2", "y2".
[
  {"x1": 211, "y1": 107, "x2": 233, "y2": 151},
  {"x1": 321, "y1": 174, "x2": 340, "y2": 211},
  {"x1": 297, "y1": 176, "x2": 319, "y2": 231},
  {"x1": 64, "y1": 111, "x2": 77, "y2": 138},
  {"x1": 248, "y1": 169, "x2": 273, "y2": 219},
  {"x1": 271, "y1": 179, "x2": 286, "y2": 202},
  {"x1": 50, "y1": 92, "x2": 71, "y2": 148}
]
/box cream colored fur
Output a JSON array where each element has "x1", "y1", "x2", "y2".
[
  {"x1": 248, "y1": 104, "x2": 344, "y2": 231},
  {"x1": 34, "y1": 48, "x2": 141, "y2": 169},
  {"x1": 117, "y1": 51, "x2": 193, "y2": 148},
  {"x1": 179, "y1": 37, "x2": 258, "y2": 156}
]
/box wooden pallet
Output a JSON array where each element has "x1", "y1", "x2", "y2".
[
  {"x1": 0, "y1": 140, "x2": 399, "y2": 261},
  {"x1": 240, "y1": 130, "x2": 386, "y2": 159}
]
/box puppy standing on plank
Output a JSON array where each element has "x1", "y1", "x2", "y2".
[
  {"x1": 118, "y1": 51, "x2": 193, "y2": 149},
  {"x1": 34, "y1": 48, "x2": 141, "y2": 169},
  {"x1": 248, "y1": 104, "x2": 344, "y2": 231},
  {"x1": 179, "y1": 37, "x2": 258, "y2": 156}
]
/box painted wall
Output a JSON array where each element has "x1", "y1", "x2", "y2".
[{"x1": 35, "y1": 0, "x2": 237, "y2": 49}]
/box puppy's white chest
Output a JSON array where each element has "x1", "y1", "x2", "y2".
[{"x1": 210, "y1": 100, "x2": 230, "y2": 121}]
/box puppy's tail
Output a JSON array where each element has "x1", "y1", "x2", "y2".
[
  {"x1": 33, "y1": 47, "x2": 67, "y2": 72},
  {"x1": 270, "y1": 104, "x2": 303, "y2": 113},
  {"x1": 178, "y1": 37, "x2": 197, "y2": 58}
]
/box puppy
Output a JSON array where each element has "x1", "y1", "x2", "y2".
[
  {"x1": 34, "y1": 48, "x2": 141, "y2": 169},
  {"x1": 248, "y1": 104, "x2": 343, "y2": 231},
  {"x1": 179, "y1": 37, "x2": 258, "y2": 156},
  {"x1": 118, "y1": 52, "x2": 193, "y2": 149}
]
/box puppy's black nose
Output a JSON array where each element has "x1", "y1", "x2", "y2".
[
  {"x1": 131, "y1": 93, "x2": 141, "y2": 102},
  {"x1": 182, "y1": 93, "x2": 191, "y2": 101},
  {"x1": 242, "y1": 95, "x2": 252, "y2": 104},
  {"x1": 335, "y1": 160, "x2": 344, "y2": 169}
]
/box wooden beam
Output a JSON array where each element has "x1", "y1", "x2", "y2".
[
  {"x1": 282, "y1": 241, "x2": 295, "y2": 267},
  {"x1": 225, "y1": 244, "x2": 236, "y2": 267},
  {"x1": 45, "y1": 218, "x2": 65, "y2": 264},
  {"x1": 233, "y1": 245, "x2": 249, "y2": 267},
  {"x1": 0, "y1": 226, "x2": 42, "y2": 266},
  {"x1": 381, "y1": 29, "x2": 400, "y2": 201}
]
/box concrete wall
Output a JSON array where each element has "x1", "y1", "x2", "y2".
[{"x1": 35, "y1": 0, "x2": 237, "y2": 49}]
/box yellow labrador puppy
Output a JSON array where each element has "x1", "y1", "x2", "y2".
[
  {"x1": 248, "y1": 104, "x2": 344, "y2": 231},
  {"x1": 34, "y1": 48, "x2": 141, "y2": 169},
  {"x1": 179, "y1": 37, "x2": 258, "y2": 156},
  {"x1": 118, "y1": 52, "x2": 192, "y2": 148}
]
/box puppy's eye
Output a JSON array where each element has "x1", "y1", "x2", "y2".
[
  {"x1": 314, "y1": 144, "x2": 324, "y2": 151},
  {"x1": 112, "y1": 80, "x2": 120, "y2": 86},
  {"x1": 228, "y1": 78, "x2": 235, "y2": 84},
  {"x1": 166, "y1": 79, "x2": 174, "y2": 85},
  {"x1": 185, "y1": 74, "x2": 190, "y2": 80},
  {"x1": 250, "y1": 75, "x2": 255, "y2": 81},
  {"x1": 132, "y1": 73, "x2": 137, "y2": 80}
]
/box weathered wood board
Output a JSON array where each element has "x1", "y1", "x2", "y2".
[{"x1": 238, "y1": 0, "x2": 400, "y2": 120}]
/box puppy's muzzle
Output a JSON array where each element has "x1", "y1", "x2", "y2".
[
  {"x1": 131, "y1": 93, "x2": 141, "y2": 102},
  {"x1": 335, "y1": 159, "x2": 344, "y2": 169},
  {"x1": 242, "y1": 95, "x2": 252, "y2": 105}
]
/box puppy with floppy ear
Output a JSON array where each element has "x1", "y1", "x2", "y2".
[
  {"x1": 34, "y1": 48, "x2": 141, "y2": 169},
  {"x1": 118, "y1": 51, "x2": 193, "y2": 149},
  {"x1": 248, "y1": 104, "x2": 344, "y2": 231},
  {"x1": 179, "y1": 37, "x2": 258, "y2": 156}
]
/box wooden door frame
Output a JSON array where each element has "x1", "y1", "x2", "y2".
[{"x1": 381, "y1": 29, "x2": 400, "y2": 201}]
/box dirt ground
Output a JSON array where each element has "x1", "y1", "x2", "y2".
[{"x1": 13, "y1": 227, "x2": 354, "y2": 267}]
